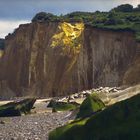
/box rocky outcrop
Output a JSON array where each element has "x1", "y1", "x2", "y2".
[{"x1": 0, "y1": 22, "x2": 139, "y2": 97}]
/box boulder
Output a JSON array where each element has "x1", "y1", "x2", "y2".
[
  {"x1": 0, "y1": 98, "x2": 36, "y2": 117},
  {"x1": 47, "y1": 99, "x2": 79, "y2": 112},
  {"x1": 76, "y1": 93, "x2": 105, "y2": 119},
  {"x1": 49, "y1": 94, "x2": 140, "y2": 140}
]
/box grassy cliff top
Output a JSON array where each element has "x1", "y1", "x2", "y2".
[{"x1": 32, "y1": 4, "x2": 140, "y2": 41}]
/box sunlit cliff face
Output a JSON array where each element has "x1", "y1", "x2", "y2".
[{"x1": 51, "y1": 22, "x2": 84, "y2": 57}]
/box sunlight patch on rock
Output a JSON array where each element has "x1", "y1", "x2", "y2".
[{"x1": 51, "y1": 22, "x2": 84, "y2": 57}]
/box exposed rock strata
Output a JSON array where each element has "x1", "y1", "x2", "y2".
[{"x1": 0, "y1": 22, "x2": 139, "y2": 97}]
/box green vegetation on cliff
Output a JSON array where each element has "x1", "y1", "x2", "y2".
[
  {"x1": 32, "y1": 12, "x2": 58, "y2": 22},
  {"x1": 49, "y1": 94, "x2": 140, "y2": 140},
  {"x1": 32, "y1": 4, "x2": 140, "y2": 41}
]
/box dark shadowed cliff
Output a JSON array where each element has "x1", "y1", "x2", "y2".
[{"x1": 0, "y1": 21, "x2": 139, "y2": 97}]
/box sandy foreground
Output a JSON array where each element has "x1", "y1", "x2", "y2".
[{"x1": 0, "y1": 99, "x2": 71, "y2": 140}]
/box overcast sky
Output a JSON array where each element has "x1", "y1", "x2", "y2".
[{"x1": 0, "y1": 0, "x2": 139, "y2": 38}]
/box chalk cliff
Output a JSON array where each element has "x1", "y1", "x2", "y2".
[{"x1": 0, "y1": 22, "x2": 139, "y2": 97}]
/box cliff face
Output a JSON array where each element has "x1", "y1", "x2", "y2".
[
  {"x1": 0, "y1": 22, "x2": 139, "y2": 97},
  {"x1": 82, "y1": 27, "x2": 139, "y2": 87},
  {"x1": 0, "y1": 39, "x2": 4, "y2": 58}
]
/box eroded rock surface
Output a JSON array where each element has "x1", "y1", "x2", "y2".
[{"x1": 0, "y1": 22, "x2": 139, "y2": 97}]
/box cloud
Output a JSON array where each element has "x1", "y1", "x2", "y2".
[
  {"x1": 0, "y1": 20, "x2": 29, "y2": 38},
  {"x1": 0, "y1": 0, "x2": 139, "y2": 38},
  {"x1": 0, "y1": 0, "x2": 139, "y2": 20}
]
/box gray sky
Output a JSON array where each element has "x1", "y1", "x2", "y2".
[{"x1": 0, "y1": 0, "x2": 139, "y2": 38}]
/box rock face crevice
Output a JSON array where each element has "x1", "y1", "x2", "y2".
[{"x1": 0, "y1": 22, "x2": 139, "y2": 97}]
